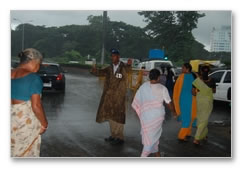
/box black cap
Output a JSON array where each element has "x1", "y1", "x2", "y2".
[{"x1": 110, "y1": 48, "x2": 120, "y2": 55}]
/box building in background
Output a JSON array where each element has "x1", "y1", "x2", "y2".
[{"x1": 210, "y1": 26, "x2": 231, "y2": 52}]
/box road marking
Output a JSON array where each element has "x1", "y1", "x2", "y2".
[{"x1": 208, "y1": 140, "x2": 226, "y2": 150}]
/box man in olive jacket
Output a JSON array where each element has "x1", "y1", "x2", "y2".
[{"x1": 91, "y1": 49, "x2": 128, "y2": 145}]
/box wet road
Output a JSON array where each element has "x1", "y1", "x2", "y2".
[{"x1": 40, "y1": 69, "x2": 231, "y2": 157}]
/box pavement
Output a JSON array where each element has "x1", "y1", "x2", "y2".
[{"x1": 40, "y1": 68, "x2": 231, "y2": 158}]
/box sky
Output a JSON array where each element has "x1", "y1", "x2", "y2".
[{"x1": 10, "y1": 10, "x2": 231, "y2": 51}]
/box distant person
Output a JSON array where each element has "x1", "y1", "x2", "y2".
[
  {"x1": 91, "y1": 49, "x2": 129, "y2": 145},
  {"x1": 173, "y1": 63, "x2": 197, "y2": 142},
  {"x1": 11, "y1": 48, "x2": 48, "y2": 157},
  {"x1": 127, "y1": 58, "x2": 132, "y2": 66},
  {"x1": 126, "y1": 58, "x2": 133, "y2": 89},
  {"x1": 132, "y1": 69, "x2": 176, "y2": 157},
  {"x1": 165, "y1": 66, "x2": 175, "y2": 98},
  {"x1": 159, "y1": 66, "x2": 167, "y2": 86},
  {"x1": 192, "y1": 65, "x2": 216, "y2": 145},
  {"x1": 130, "y1": 67, "x2": 144, "y2": 98}
]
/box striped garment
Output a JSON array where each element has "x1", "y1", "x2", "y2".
[{"x1": 132, "y1": 81, "x2": 171, "y2": 157}]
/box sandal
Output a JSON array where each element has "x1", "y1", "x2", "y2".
[
  {"x1": 193, "y1": 140, "x2": 201, "y2": 146},
  {"x1": 178, "y1": 138, "x2": 189, "y2": 143}
]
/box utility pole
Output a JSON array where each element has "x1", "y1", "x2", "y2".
[
  {"x1": 101, "y1": 11, "x2": 107, "y2": 65},
  {"x1": 13, "y1": 18, "x2": 33, "y2": 51}
]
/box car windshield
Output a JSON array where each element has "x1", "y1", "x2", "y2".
[
  {"x1": 209, "y1": 71, "x2": 224, "y2": 83},
  {"x1": 38, "y1": 65, "x2": 59, "y2": 74},
  {"x1": 154, "y1": 62, "x2": 171, "y2": 69}
]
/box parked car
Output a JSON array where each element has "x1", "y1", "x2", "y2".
[
  {"x1": 137, "y1": 59, "x2": 175, "y2": 83},
  {"x1": 209, "y1": 69, "x2": 231, "y2": 102},
  {"x1": 37, "y1": 63, "x2": 66, "y2": 92},
  {"x1": 138, "y1": 60, "x2": 175, "y2": 74}
]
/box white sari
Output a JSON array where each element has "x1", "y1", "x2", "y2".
[{"x1": 132, "y1": 82, "x2": 171, "y2": 157}]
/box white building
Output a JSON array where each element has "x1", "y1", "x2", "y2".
[{"x1": 210, "y1": 26, "x2": 231, "y2": 52}]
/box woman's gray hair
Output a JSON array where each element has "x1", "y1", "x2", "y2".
[{"x1": 18, "y1": 48, "x2": 43, "y2": 64}]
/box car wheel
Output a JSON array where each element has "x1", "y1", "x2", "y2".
[{"x1": 227, "y1": 87, "x2": 231, "y2": 101}]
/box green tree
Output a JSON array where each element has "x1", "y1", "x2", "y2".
[
  {"x1": 57, "y1": 50, "x2": 83, "y2": 63},
  {"x1": 11, "y1": 13, "x2": 210, "y2": 65},
  {"x1": 209, "y1": 52, "x2": 231, "y2": 67},
  {"x1": 65, "y1": 50, "x2": 82, "y2": 60},
  {"x1": 138, "y1": 11, "x2": 205, "y2": 61},
  {"x1": 62, "y1": 40, "x2": 79, "y2": 52}
]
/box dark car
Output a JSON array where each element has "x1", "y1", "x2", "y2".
[{"x1": 37, "y1": 63, "x2": 66, "y2": 92}]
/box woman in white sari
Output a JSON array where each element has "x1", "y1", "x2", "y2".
[
  {"x1": 11, "y1": 48, "x2": 48, "y2": 157},
  {"x1": 132, "y1": 69, "x2": 176, "y2": 157}
]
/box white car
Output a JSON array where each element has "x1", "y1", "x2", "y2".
[
  {"x1": 138, "y1": 60, "x2": 175, "y2": 73},
  {"x1": 137, "y1": 60, "x2": 175, "y2": 83},
  {"x1": 209, "y1": 69, "x2": 231, "y2": 102}
]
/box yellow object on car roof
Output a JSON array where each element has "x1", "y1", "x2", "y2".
[{"x1": 190, "y1": 60, "x2": 220, "y2": 72}]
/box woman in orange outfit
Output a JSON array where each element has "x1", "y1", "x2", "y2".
[{"x1": 173, "y1": 63, "x2": 197, "y2": 142}]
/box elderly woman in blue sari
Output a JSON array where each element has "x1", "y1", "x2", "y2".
[
  {"x1": 132, "y1": 69, "x2": 176, "y2": 157},
  {"x1": 11, "y1": 48, "x2": 48, "y2": 157},
  {"x1": 173, "y1": 63, "x2": 197, "y2": 142},
  {"x1": 192, "y1": 65, "x2": 216, "y2": 145}
]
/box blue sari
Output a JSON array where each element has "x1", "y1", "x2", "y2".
[
  {"x1": 173, "y1": 73, "x2": 197, "y2": 139},
  {"x1": 179, "y1": 74, "x2": 194, "y2": 127}
]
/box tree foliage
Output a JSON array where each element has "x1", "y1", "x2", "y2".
[
  {"x1": 11, "y1": 15, "x2": 154, "y2": 63},
  {"x1": 11, "y1": 12, "x2": 216, "y2": 65},
  {"x1": 139, "y1": 11, "x2": 206, "y2": 61}
]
